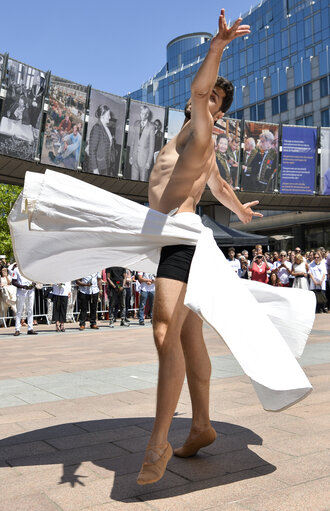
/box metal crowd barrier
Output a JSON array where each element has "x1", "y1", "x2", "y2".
[{"x1": 0, "y1": 281, "x2": 140, "y2": 328}]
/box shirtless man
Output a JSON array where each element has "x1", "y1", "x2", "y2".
[{"x1": 137, "y1": 9, "x2": 262, "y2": 485}]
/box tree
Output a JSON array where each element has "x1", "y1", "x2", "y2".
[{"x1": 0, "y1": 184, "x2": 22, "y2": 261}]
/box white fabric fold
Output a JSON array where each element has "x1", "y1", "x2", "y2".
[{"x1": 8, "y1": 169, "x2": 315, "y2": 411}]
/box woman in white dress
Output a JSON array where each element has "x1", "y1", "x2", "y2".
[{"x1": 291, "y1": 253, "x2": 309, "y2": 290}]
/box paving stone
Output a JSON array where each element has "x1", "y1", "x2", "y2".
[
  {"x1": 254, "y1": 449, "x2": 330, "y2": 485},
  {"x1": 240, "y1": 476, "x2": 330, "y2": 511},
  {"x1": 0, "y1": 440, "x2": 56, "y2": 461},
  {"x1": 47, "y1": 426, "x2": 147, "y2": 450},
  {"x1": 0, "y1": 493, "x2": 61, "y2": 511}
]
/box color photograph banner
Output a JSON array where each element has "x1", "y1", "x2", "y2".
[
  {"x1": 280, "y1": 125, "x2": 317, "y2": 195},
  {"x1": 83, "y1": 89, "x2": 127, "y2": 177},
  {"x1": 0, "y1": 59, "x2": 46, "y2": 161},
  {"x1": 213, "y1": 117, "x2": 241, "y2": 189},
  {"x1": 167, "y1": 109, "x2": 185, "y2": 142},
  {"x1": 320, "y1": 127, "x2": 330, "y2": 195},
  {"x1": 41, "y1": 76, "x2": 87, "y2": 170},
  {"x1": 241, "y1": 121, "x2": 279, "y2": 192},
  {"x1": 125, "y1": 100, "x2": 166, "y2": 181}
]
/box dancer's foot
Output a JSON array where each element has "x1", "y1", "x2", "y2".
[
  {"x1": 137, "y1": 442, "x2": 172, "y2": 485},
  {"x1": 174, "y1": 426, "x2": 217, "y2": 457}
]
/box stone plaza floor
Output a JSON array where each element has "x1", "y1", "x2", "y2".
[{"x1": 0, "y1": 313, "x2": 329, "y2": 511}]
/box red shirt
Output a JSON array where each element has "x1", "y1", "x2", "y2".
[{"x1": 251, "y1": 261, "x2": 268, "y2": 283}]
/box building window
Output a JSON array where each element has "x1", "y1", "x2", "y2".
[
  {"x1": 295, "y1": 87, "x2": 303, "y2": 107},
  {"x1": 280, "y1": 93, "x2": 288, "y2": 112},
  {"x1": 272, "y1": 97, "x2": 279, "y2": 115},
  {"x1": 236, "y1": 109, "x2": 244, "y2": 120},
  {"x1": 304, "y1": 83, "x2": 312, "y2": 103},
  {"x1": 320, "y1": 76, "x2": 329, "y2": 98},
  {"x1": 321, "y1": 109, "x2": 329, "y2": 127},
  {"x1": 296, "y1": 115, "x2": 313, "y2": 126},
  {"x1": 258, "y1": 102, "x2": 265, "y2": 120},
  {"x1": 250, "y1": 105, "x2": 257, "y2": 121}
]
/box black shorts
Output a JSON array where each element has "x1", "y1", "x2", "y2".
[{"x1": 156, "y1": 244, "x2": 196, "y2": 284}]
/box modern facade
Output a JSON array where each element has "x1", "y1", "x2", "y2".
[
  {"x1": 129, "y1": 0, "x2": 329, "y2": 128},
  {"x1": 129, "y1": 0, "x2": 330, "y2": 249}
]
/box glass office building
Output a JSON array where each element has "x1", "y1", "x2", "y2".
[{"x1": 129, "y1": 0, "x2": 329, "y2": 127}]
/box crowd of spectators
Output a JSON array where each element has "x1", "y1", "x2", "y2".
[
  {"x1": 0, "y1": 245, "x2": 329, "y2": 334},
  {"x1": 228, "y1": 245, "x2": 330, "y2": 314}
]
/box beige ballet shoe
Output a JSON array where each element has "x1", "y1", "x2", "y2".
[
  {"x1": 137, "y1": 442, "x2": 173, "y2": 485},
  {"x1": 174, "y1": 426, "x2": 217, "y2": 457}
]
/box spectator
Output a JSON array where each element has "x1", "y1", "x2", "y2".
[
  {"x1": 288, "y1": 252, "x2": 296, "y2": 287},
  {"x1": 76, "y1": 273, "x2": 102, "y2": 330},
  {"x1": 137, "y1": 272, "x2": 155, "y2": 326},
  {"x1": 0, "y1": 255, "x2": 8, "y2": 271},
  {"x1": 309, "y1": 252, "x2": 327, "y2": 313},
  {"x1": 52, "y1": 282, "x2": 71, "y2": 332},
  {"x1": 268, "y1": 270, "x2": 281, "y2": 287},
  {"x1": 11, "y1": 265, "x2": 38, "y2": 336},
  {"x1": 250, "y1": 254, "x2": 269, "y2": 283},
  {"x1": 241, "y1": 249, "x2": 250, "y2": 266},
  {"x1": 124, "y1": 269, "x2": 133, "y2": 321},
  {"x1": 227, "y1": 247, "x2": 240, "y2": 275},
  {"x1": 107, "y1": 267, "x2": 130, "y2": 327},
  {"x1": 239, "y1": 259, "x2": 249, "y2": 279},
  {"x1": 0, "y1": 267, "x2": 17, "y2": 325},
  {"x1": 291, "y1": 254, "x2": 309, "y2": 290},
  {"x1": 307, "y1": 250, "x2": 315, "y2": 264},
  {"x1": 272, "y1": 251, "x2": 279, "y2": 264},
  {"x1": 272, "y1": 251, "x2": 292, "y2": 287},
  {"x1": 326, "y1": 252, "x2": 330, "y2": 311}
]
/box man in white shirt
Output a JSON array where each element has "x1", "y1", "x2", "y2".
[
  {"x1": 76, "y1": 272, "x2": 102, "y2": 330},
  {"x1": 272, "y1": 251, "x2": 292, "y2": 287},
  {"x1": 227, "y1": 247, "x2": 240, "y2": 276},
  {"x1": 11, "y1": 265, "x2": 38, "y2": 336},
  {"x1": 137, "y1": 272, "x2": 155, "y2": 325}
]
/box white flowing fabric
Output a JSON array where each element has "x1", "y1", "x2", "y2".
[{"x1": 8, "y1": 170, "x2": 315, "y2": 411}]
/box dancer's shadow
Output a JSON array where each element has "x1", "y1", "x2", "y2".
[{"x1": 0, "y1": 417, "x2": 276, "y2": 501}]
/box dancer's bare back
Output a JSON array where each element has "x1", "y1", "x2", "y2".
[{"x1": 149, "y1": 119, "x2": 217, "y2": 214}]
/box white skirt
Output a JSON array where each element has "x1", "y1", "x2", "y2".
[{"x1": 8, "y1": 170, "x2": 315, "y2": 412}]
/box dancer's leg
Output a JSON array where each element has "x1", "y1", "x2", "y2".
[
  {"x1": 137, "y1": 277, "x2": 189, "y2": 484},
  {"x1": 174, "y1": 310, "x2": 216, "y2": 457}
]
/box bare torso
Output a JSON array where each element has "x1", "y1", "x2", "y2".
[{"x1": 148, "y1": 120, "x2": 216, "y2": 214}]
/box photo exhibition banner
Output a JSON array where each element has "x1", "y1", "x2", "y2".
[
  {"x1": 41, "y1": 76, "x2": 87, "y2": 170},
  {"x1": 0, "y1": 59, "x2": 46, "y2": 161},
  {"x1": 280, "y1": 125, "x2": 317, "y2": 195},
  {"x1": 213, "y1": 117, "x2": 241, "y2": 189},
  {"x1": 83, "y1": 89, "x2": 127, "y2": 177},
  {"x1": 124, "y1": 100, "x2": 166, "y2": 182},
  {"x1": 241, "y1": 121, "x2": 279, "y2": 193},
  {"x1": 320, "y1": 127, "x2": 330, "y2": 195}
]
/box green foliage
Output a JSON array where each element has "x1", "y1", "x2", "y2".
[{"x1": 0, "y1": 184, "x2": 22, "y2": 260}]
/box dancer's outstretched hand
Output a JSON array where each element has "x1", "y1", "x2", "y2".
[
  {"x1": 211, "y1": 8, "x2": 250, "y2": 50},
  {"x1": 238, "y1": 201, "x2": 263, "y2": 224}
]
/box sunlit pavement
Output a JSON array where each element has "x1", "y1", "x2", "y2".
[{"x1": 0, "y1": 314, "x2": 329, "y2": 510}]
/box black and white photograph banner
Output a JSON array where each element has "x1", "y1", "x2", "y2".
[
  {"x1": 41, "y1": 76, "x2": 87, "y2": 170},
  {"x1": 0, "y1": 59, "x2": 46, "y2": 161},
  {"x1": 0, "y1": 54, "x2": 3, "y2": 77},
  {"x1": 241, "y1": 121, "x2": 279, "y2": 193},
  {"x1": 213, "y1": 117, "x2": 241, "y2": 189},
  {"x1": 320, "y1": 127, "x2": 330, "y2": 195},
  {"x1": 83, "y1": 89, "x2": 127, "y2": 177},
  {"x1": 124, "y1": 100, "x2": 166, "y2": 182}
]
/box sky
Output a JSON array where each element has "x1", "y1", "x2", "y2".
[{"x1": 0, "y1": 0, "x2": 254, "y2": 97}]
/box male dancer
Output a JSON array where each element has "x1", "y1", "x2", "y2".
[{"x1": 137, "y1": 10, "x2": 263, "y2": 485}]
